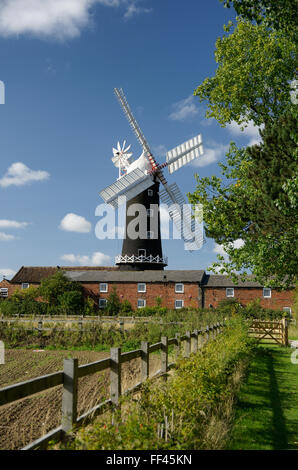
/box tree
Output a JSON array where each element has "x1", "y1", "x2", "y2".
[
  {"x1": 105, "y1": 287, "x2": 121, "y2": 316},
  {"x1": 188, "y1": 106, "x2": 298, "y2": 288},
  {"x1": 194, "y1": 18, "x2": 297, "y2": 127},
  {"x1": 39, "y1": 271, "x2": 83, "y2": 306},
  {"x1": 58, "y1": 291, "x2": 85, "y2": 316},
  {"x1": 220, "y1": 0, "x2": 297, "y2": 36}
]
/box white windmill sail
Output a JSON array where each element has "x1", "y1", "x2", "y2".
[
  {"x1": 159, "y1": 182, "x2": 204, "y2": 250},
  {"x1": 166, "y1": 134, "x2": 203, "y2": 174},
  {"x1": 100, "y1": 168, "x2": 154, "y2": 208}
]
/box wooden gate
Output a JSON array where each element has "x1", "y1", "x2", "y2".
[{"x1": 248, "y1": 318, "x2": 288, "y2": 346}]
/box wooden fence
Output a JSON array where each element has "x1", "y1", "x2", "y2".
[
  {"x1": 0, "y1": 322, "x2": 224, "y2": 450},
  {"x1": 0, "y1": 315, "x2": 187, "y2": 333},
  {"x1": 248, "y1": 318, "x2": 288, "y2": 346}
]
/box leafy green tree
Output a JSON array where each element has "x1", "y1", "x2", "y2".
[
  {"x1": 39, "y1": 271, "x2": 83, "y2": 306},
  {"x1": 10, "y1": 285, "x2": 40, "y2": 302},
  {"x1": 105, "y1": 287, "x2": 121, "y2": 316},
  {"x1": 220, "y1": 0, "x2": 297, "y2": 35},
  {"x1": 58, "y1": 291, "x2": 85, "y2": 316},
  {"x1": 194, "y1": 19, "x2": 296, "y2": 127},
  {"x1": 120, "y1": 299, "x2": 133, "y2": 314},
  {"x1": 188, "y1": 106, "x2": 298, "y2": 288}
]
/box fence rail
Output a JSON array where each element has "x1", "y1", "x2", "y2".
[
  {"x1": 0, "y1": 315, "x2": 190, "y2": 334},
  {"x1": 0, "y1": 322, "x2": 224, "y2": 450}
]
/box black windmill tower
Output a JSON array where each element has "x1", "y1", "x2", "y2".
[{"x1": 99, "y1": 88, "x2": 204, "y2": 271}]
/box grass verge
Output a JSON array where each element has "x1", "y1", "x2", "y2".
[{"x1": 227, "y1": 344, "x2": 298, "y2": 450}]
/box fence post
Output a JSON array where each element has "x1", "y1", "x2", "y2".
[
  {"x1": 205, "y1": 326, "x2": 209, "y2": 344},
  {"x1": 38, "y1": 320, "x2": 43, "y2": 334},
  {"x1": 282, "y1": 318, "x2": 288, "y2": 346},
  {"x1": 110, "y1": 347, "x2": 121, "y2": 406},
  {"x1": 61, "y1": 358, "x2": 78, "y2": 432},
  {"x1": 175, "y1": 333, "x2": 181, "y2": 358},
  {"x1": 185, "y1": 331, "x2": 191, "y2": 358},
  {"x1": 193, "y1": 329, "x2": 199, "y2": 353},
  {"x1": 141, "y1": 341, "x2": 150, "y2": 381},
  {"x1": 161, "y1": 336, "x2": 168, "y2": 376},
  {"x1": 119, "y1": 321, "x2": 124, "y2": 335}
]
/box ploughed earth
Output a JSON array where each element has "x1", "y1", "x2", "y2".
[{"x1": 0, "y1": 349, "x2": 161, "y2": 450}]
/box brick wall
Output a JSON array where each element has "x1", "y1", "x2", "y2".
[
  {"x1": 204, "y1": 287, "x2": 294, "y2": 310},
  {"x1": 81, "y1": 282, "x2": 201, "y2": 310},
  {"x1": 0, "y1": 280, "x2": 17, "y2": 298}
]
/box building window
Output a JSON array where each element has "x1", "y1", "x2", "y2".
[
  {"x1": 148, "y1": 189, "x2": 153, "y2": 196},
  {"x1": 22, "y1": 283, "x2": 29, "y2": 290},
  {"x1": 283, "y1": 307, "x2": 292, "y2": 317},
  {"x1": 0, "y1": 288, "x2": 8, "y2": 298},
  {"x1": 147, "y1": 231, "x2": 154, "y2": 239},
  {"x1": 147, "y1": 208, "x2": 153, "y2": 217},
  {"x1": 138, "y1": 283, "x2": 146, "y2": 293},
  {"x1": 226, "y1": 288, "x2": 234, "y2": 297},
  {"x1": 137, "y1": 299, "x2": 146, "y2": 308},
  {"x1": 175, "y1": 299, "x2": 184, "y2": 309},
  {"x1": 263, "y1": 288, "x2": 271, "y2": 298},
  {"x1": 99, "y1": 283, "x2": 108, "y2": 293},
  {"x1": 175, "y1": 283, "x2": 184, "y2": 293},
  {"x1": 138, "y1": 249, "x2": 146, "y2": 257},
  {"x1": 99, "y1": 299, "x2": 107, "y2": 309}
]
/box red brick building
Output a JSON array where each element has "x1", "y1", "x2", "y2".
[
  {"x1": 0, "y1": 279, "x2": 14, "y2": 299},
  {"x1": 6, "y1": 266, "x2": 294, "y2": 315}
]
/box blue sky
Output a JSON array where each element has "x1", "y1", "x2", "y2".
[{"x1": 0, "y1": 0, "x2": 261, "y2": 278}]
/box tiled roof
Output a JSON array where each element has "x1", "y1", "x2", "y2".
[
  {"x1": 204, "y1": 274, "x2": 263, "y2": 288},
  {"x1": 11, "y1": 266, "x2": 119, "y2": 283},
  {"x1": 65, "y1": 270, "x2": 205, "y2": 283}
]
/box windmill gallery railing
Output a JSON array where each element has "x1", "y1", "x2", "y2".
[
  {"x1": 115, "y1": 254, "x2": 168, "y2": 265},
  {"x1": 0, "y1": 323, "x2": 224, "y2": 450}
]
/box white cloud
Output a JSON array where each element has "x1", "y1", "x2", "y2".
[
  {"x1": 0, "y1": 219, "x2": 28, "y2": 229},
  {"x1": 124, "y1": 1, "x2": 152, "y2": 20},
  {"x1": 0, "y1": 268, "x2": 16, "y2": 279},
  {"x1": 152, "y1": 144, "x2": 167, "y2": 159},
  {"x1": 61, "y1": 251, "x2": 111, "y2": 265},
  {"x1": 213, "y1": 239, "x2": 245, "y2": 259},
  {"x1": 0, "y1": 232, "x2": 17, "y2": 241},
  {"x1": 192, "y1": 143, "x2": 229, "y2": 168},
  {"x1": 211, "y1": 239, "x2": 245, "y2": 274},
  {"x1": 59, "y1": 213, "x2": 92, "y2": 233},
  {"x1": 0, "y1": 0, "x2": 150, "y2": 40},
  {"x1": 226, "y1": 120, "x2": 264, "y2": 146},
  {"x1": 0, "y1": 162, "x2": 50, "y2": 188},
  {"x1": 169, "y1": 96, "x2": 198, "y2": 121}
]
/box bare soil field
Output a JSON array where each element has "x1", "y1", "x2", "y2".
[{"x1": 0, "y1": 349, "x2": 161, "y2": 450}]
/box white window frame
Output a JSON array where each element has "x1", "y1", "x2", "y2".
[
  {"x1": 22, "y1": 283, "x2": 30, "y2": 290},
  {"x1": 137, "y1": 299, "x2": 146, "y2": 309},
  {"x1": 226, "y1": 288, "x2": 234, "y2": 298},
  {"x1": 283, "y1": 307, "x2": 292, "y2": 316},
  {"x1": 147, "y1": 231, "x2": 154, "y2": 239},
  {"x1": 138, "y1": 283, "x2": 146, "y2": 293},
  {"x1": 99, "y1": 298, "x2": 107, "y2": 309},
  {"x1": 99, "y1": 283, "x2": 108, "y2": 293},
  {"x1": 0, "y1": 288, "x2": 8, "y2": 298},
  {"x1": 175, "y1": 299, "x2": 184, "y2": 309},
  {"x1": 148, "y1": 189, "x2": 153, "y2": 196},
  {"x1": 175, "y1": 283, "x2": 184, "y2": 293},
  {"x1": 263, "y1": 288, "x2": 271, "y2": 298}
]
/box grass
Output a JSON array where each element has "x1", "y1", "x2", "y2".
[{"x1": 227, "y1": 344, "x2": 298, "y2": 450}]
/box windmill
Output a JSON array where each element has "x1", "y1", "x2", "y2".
[{"x1": 99, "y1": 88, "x2": 204, "y2": 271}]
